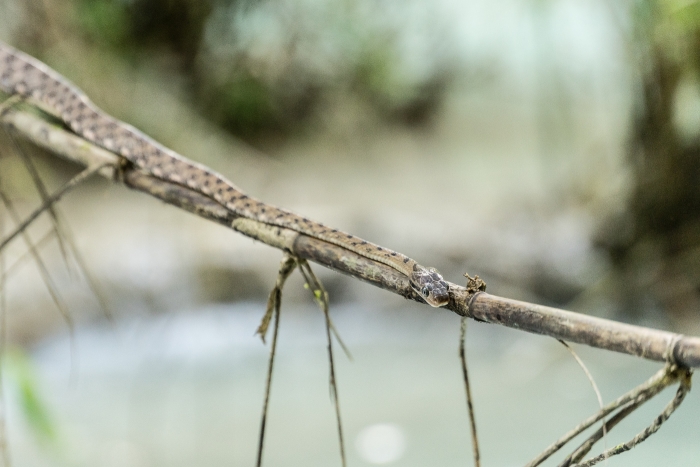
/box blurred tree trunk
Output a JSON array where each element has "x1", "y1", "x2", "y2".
[{"x1": 598, "y1": 4, "x2": 700, "y2": 327}]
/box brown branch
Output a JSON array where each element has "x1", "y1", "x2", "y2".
[{"x1": 2, "y1": 107, "x2": 700, "y2": 368}]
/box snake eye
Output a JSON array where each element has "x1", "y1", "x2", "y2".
[{"x1": 421, "y1": 286, "x2": 430, "y2": 297}]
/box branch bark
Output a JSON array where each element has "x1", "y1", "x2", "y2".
[{"x1": 2, "y1": 107, "x2": 700, "y2": 368}]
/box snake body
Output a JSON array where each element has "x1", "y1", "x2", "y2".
[{"x1": 0, "y1": 41, "x2": 450, "y2": 307}]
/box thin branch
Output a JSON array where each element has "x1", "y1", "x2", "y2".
[
  {"x1": 0, "y1": 163, "x2": 107, "y2": 253},
  {"x1": 570, "y1": 366, "x2": 692, "y2": 467},
  {"x1": 558, "y1": 340, "x2": 607, "y2": 461},
  {"x1": 54, "y1": 218, "x2": 113, "y2": 321},
  {"x1": 524, "y1": 365, "x2": 685, "y2": 467},
  {"x1": 3, "y1": 107, "x2": 700, "y2": 368},
  {"x1": 4, "y1": 229, "x2": 56, "y2": 279},
  {"x1": 256, "y1": 254, "x2": 297, "y2": 467},
  {"x1": 0, "y1": 188, "x2": 73, "y2": 333},
  {"x1": 558, "y1": 341, "x2": 605, "y2": 415},
  {"x1": 4, "y1": 133, "x2": 113, "y2": 318},
  {"x1": 6, "y1": 131, "x2": 71, "y2": 270},
  {"x1": 0, "y1": 185, "x2": 77, "y2": 377},
  {"x1": 560, "y1": 398, "x2": 642, "y2": 467},
  {"x1": 460, "y1": 317, "x2": 481, "y2": 467}
]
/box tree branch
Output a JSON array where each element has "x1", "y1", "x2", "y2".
[{"x1": 2, "y1": 107, "x2": 700, "y2": 368}]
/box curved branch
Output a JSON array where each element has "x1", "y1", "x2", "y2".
[{"x1": 2, "y1": 107, "x2": 700, "y2": 368}]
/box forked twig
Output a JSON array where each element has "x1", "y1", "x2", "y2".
[
  {"x1": 560, "y1": 397, "x2": 643, "y2": 466},
  {"x1": 0, "y1": 163, "x2": 107, "y2": 253},
  {"x1": 569, "y1": 366, "x2": 692, "y2": 467},
  {"x1": 525, "y1": 364, "x2": 690, "y2": 467},
  {"x1": 0, "y1": 188, "x2": 73, "y2": 332},
  {"x1": 7, "y1": 138, "x2": 112, "y2": 318},
  {"x1": 255, "y1": 254, "x2": 297, "y2": 467},
  {"x1": 460, "y1": 317, "x2": 481, "y2": 467},
  {"x1": 3, "y1": 229, "x2": 56, "y2": 279}
]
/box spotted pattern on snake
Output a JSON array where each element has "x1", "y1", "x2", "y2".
[{"x1": 0, "y1": 41, "x2": 450, "y2": 307}]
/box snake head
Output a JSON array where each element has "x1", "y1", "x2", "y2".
[{"x1": 410, "y1": 265, "x2": 450, "y2": 307}]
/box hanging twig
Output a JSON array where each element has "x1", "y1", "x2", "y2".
[
  {"x1": 255, "y1": 254, "x2": 297, "y2": 467},
  {"x1": 3, "y1": 229, "x2": 56, "y2": 279},
  {"x1": 557, "y1": 340, "x2": 607, "y2": 461},
  {"x1": 3, "y1": 134, "x2": 113, "y2": 319},
  {"x1": 6, "y1": 131, "x2": 71, "y2": 270},
  {"x1": 298, "y1": 260, "x2": 347, "y2": 467},
  {"x1": 0, "y1": 187, "x2": 73, "y2": 334},
  {"x1": 53, "y1": 218, "x2": 113, "y2": 321},
  {"x1": 460, "y1": 317, "x2": 481, "y2": 467}
]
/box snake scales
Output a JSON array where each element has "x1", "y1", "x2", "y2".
[{"x1": 0, "y1": 41, "x2": 450, "y2": 307}]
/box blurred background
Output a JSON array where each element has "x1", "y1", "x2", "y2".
[{"x1": 0, "y1": 0, "x2": 699, "y2": 465}]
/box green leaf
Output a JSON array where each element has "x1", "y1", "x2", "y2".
[{"x1": 5, "y1": 349, "x2": 56, "y2": 444}]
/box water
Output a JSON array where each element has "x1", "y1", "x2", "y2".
[{"x1": 4, "y1": 301, "x2": 697, "y2": 466}]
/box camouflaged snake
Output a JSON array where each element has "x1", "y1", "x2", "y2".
[{"x1": 0, "y1": 41, "x2": 450, "y2": 307}]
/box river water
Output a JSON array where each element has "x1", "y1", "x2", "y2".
[{"x1": 4, "y1": 300, "x2": 697, "y2": 467}]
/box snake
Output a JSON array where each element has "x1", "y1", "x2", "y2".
[{"x1": 0, "y1": 40, "x2": 450, "y2": 307}]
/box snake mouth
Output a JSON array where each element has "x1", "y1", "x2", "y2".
[
  {"x1": 435, "y1": 296, "x2": 450, "y2": 307},
  {"x1": 425, "y1": 288, "x2": 450, "y2": 307}
]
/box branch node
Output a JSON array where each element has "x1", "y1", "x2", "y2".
[{"x1": 665, "y1": 334, "x2": 684, "y2": 367}]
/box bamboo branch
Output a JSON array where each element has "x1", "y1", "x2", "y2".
[{"x1": 2, "y1": 107, "x2": 700, "y2": 368}]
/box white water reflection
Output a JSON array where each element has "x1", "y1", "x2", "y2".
[{"x1": 355, "y1": 423, "x2": 407, "y2": 464}]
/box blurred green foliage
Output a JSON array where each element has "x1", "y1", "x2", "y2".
[
  {"x1": 56, "y1": 0, "x2": 454, "y2": 140},
  {"x1": 664, "y1": 0, "x2": 700, "y2": 31},
  {"x1": 214, "y1": 73, "x2": 281, "y2": 137},
  {"x1": 75, "y1": 0, "x2": 212, "y2": 64},
  {"x1": 5, "y1": 348, "x2": 56, "y2": 445},
  {"x1": 76, "y1": 0, "x2": 131, "y2": 49}
]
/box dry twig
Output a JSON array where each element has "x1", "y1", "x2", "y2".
[
  {"x1": 6, "y1": 131, "x2": 71, "y2": 269},
  {"x1": 0, "y1": 163, "x2": 106, "y2": 252},
  {"x1": 525, "y1": 364, "x2": 691, "y2": 467},
  {"x1": 558, "y1": 340, "x2": 607, "y2": 460},
  {"x1": 460, "y1": 317, "x2": 481, "y2": 467},
  {"x1": 0, "y1": 184, "x2": 73, "y2": 334},
  {"x1": 569, "y1": 366, "x2": 692, "y2": 467}
]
